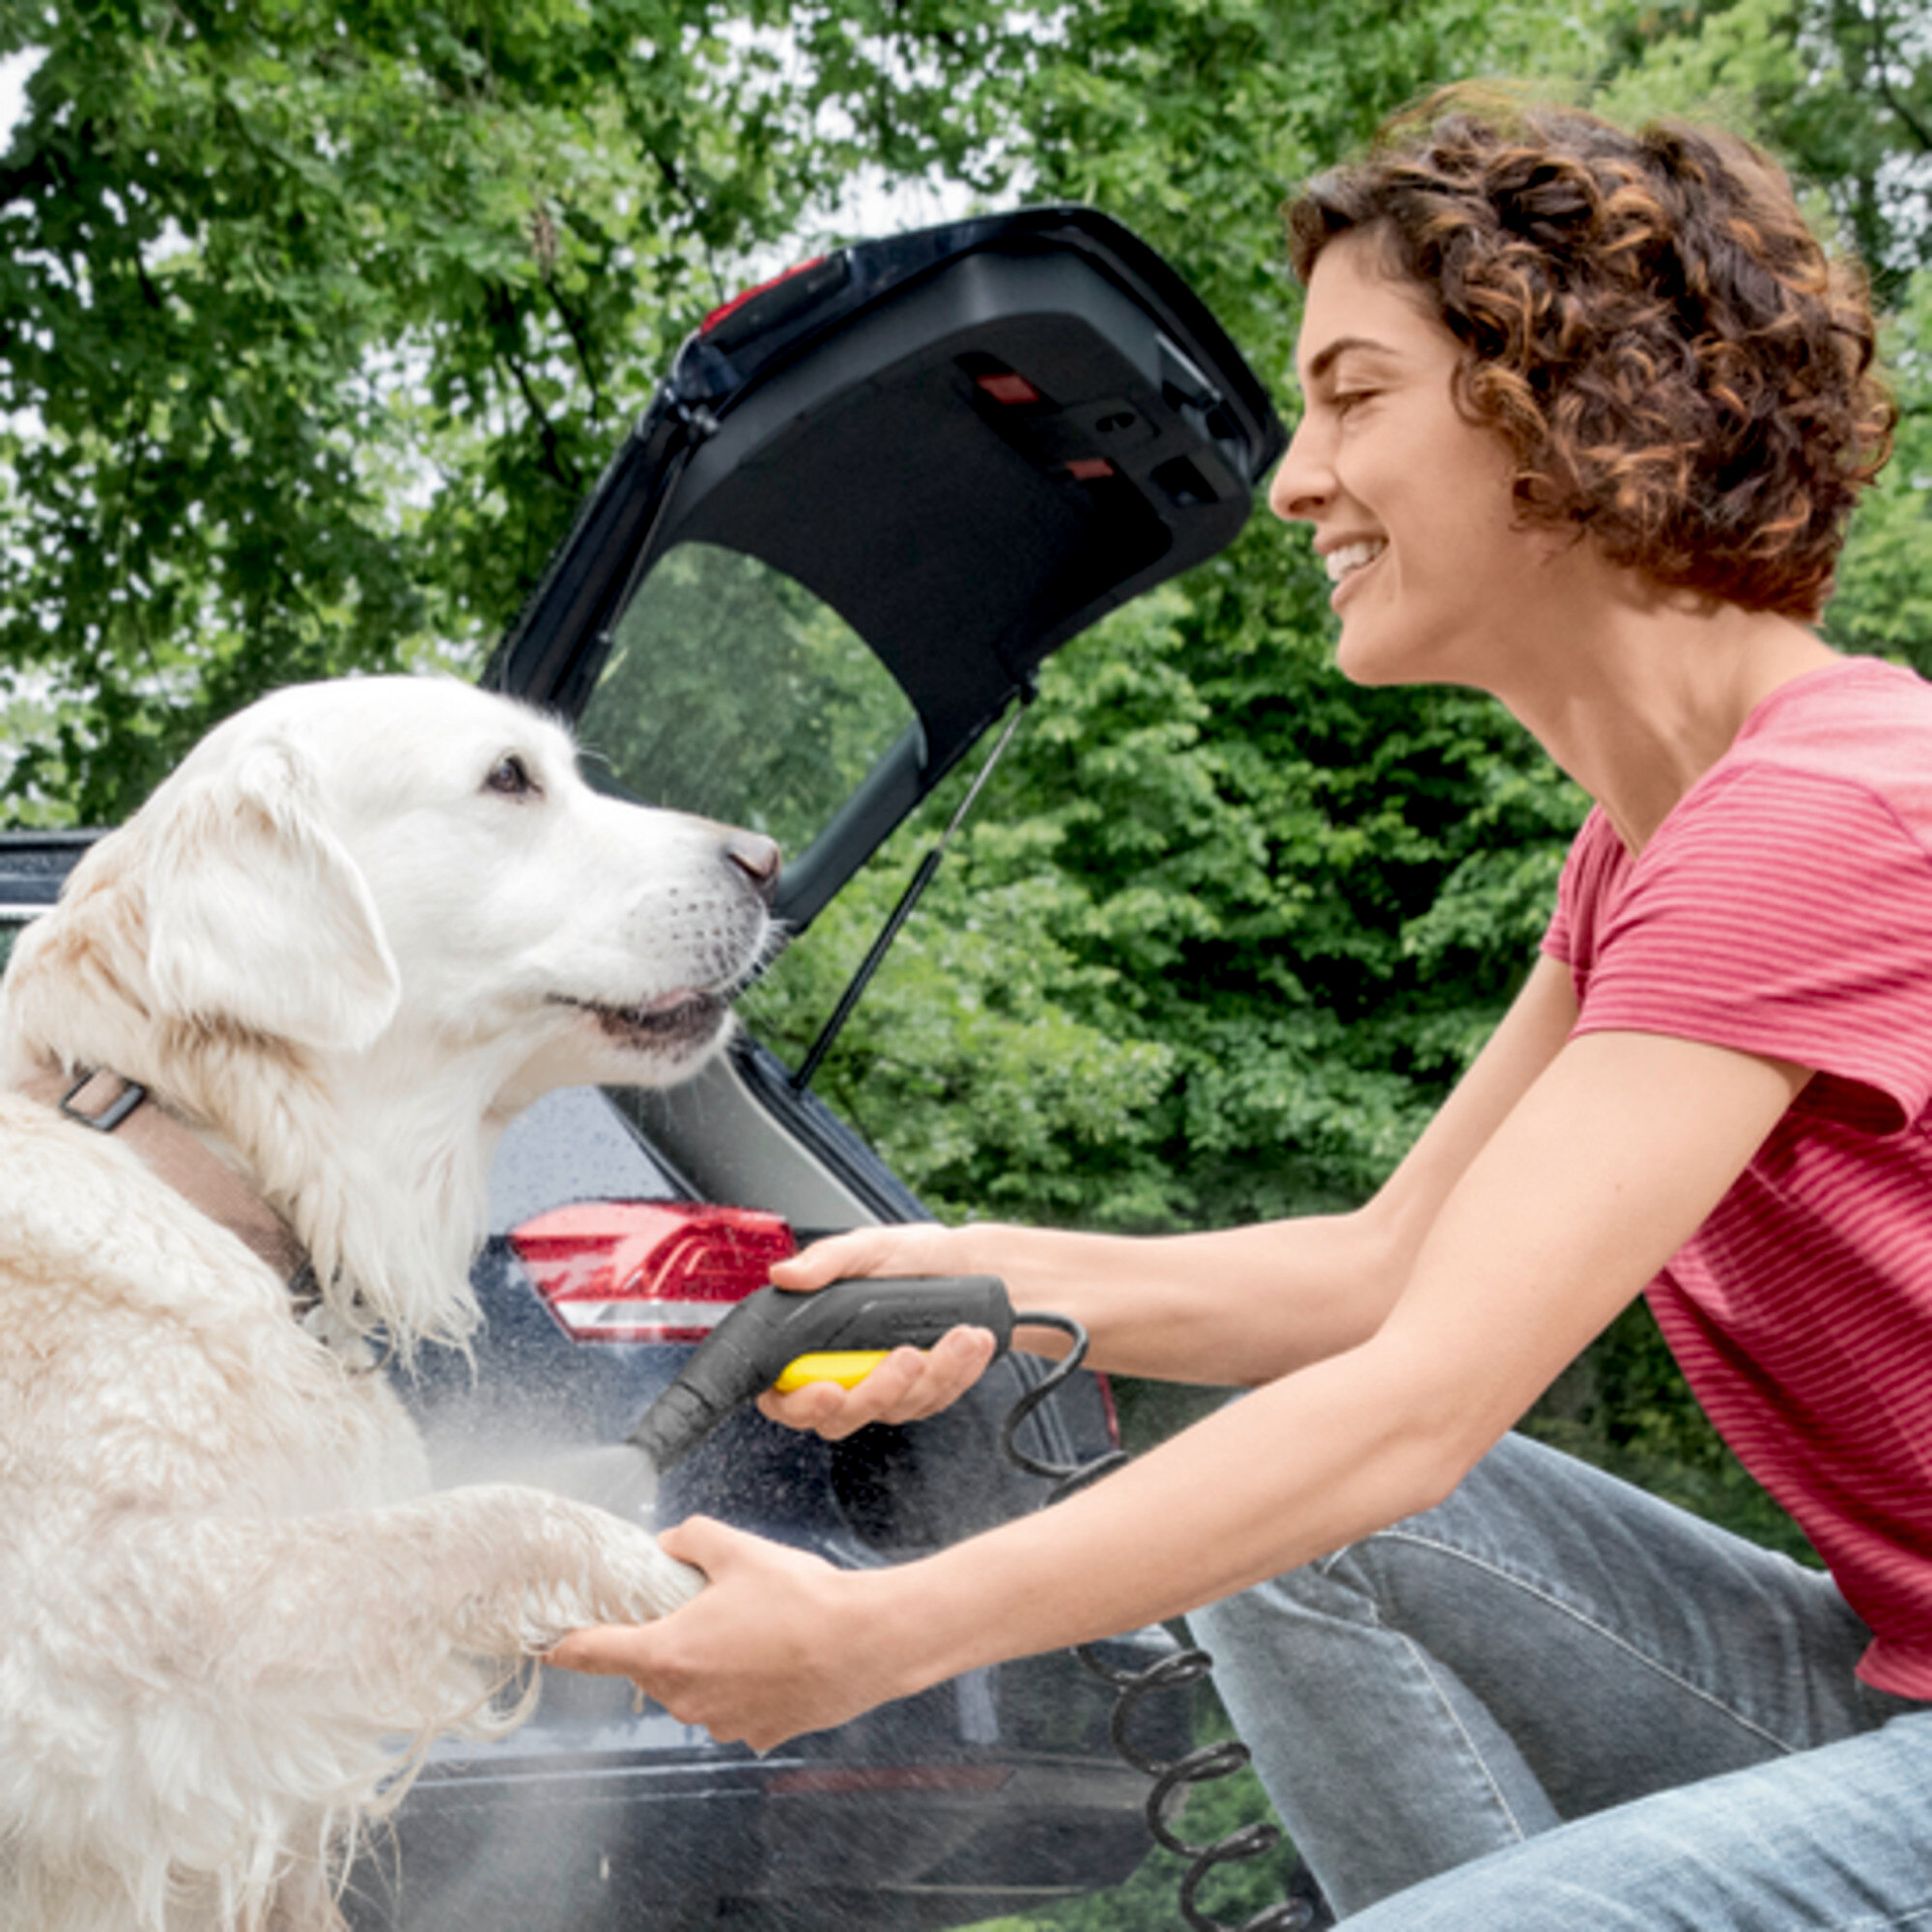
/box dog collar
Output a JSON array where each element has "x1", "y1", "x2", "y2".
[{"x1": 16, "y1": 1065, "x2": 313, "y2": 1293}]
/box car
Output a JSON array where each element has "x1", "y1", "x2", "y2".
[{"x1": 0, "y1": 205, "x2": 1286, "y2": 1932}]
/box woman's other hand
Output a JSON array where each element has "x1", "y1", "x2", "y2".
[{"x1": 545, "y1": 1518, "x2": 908, "y2": 1751}]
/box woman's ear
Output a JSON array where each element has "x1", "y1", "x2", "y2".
[{"x1": 142, "y1": 741, "x2": 402, "y2": 1051}]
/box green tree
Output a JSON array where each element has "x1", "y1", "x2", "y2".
[
  {"x1": 753, "y1": 0, "x2": 1932, "y2": 1245},
  {"x1": 1595, "y1": 0, "x2": 1931, "y2": 306},
  {"x1": 0, "y1": 0, "x2": 1037, "y2": 821}
]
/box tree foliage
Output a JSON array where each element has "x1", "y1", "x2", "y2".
[
  {"x1": 1595, "y1": 0, "x2": 1931, "y2": 306},
  {"x1": 0, "y1": 0, "x2": 1031, "y2": 818}
]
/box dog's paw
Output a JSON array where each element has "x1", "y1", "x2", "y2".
[
  {"x1": 428, "y1": 1486, "x2": 708, "y2": 1656},
  {"x1": 599, "y1": 1521, "x2": 707, "y2": 1621},
  {"x1": 508, "y1": 1513, "x2": 705, "y2": 1653}
]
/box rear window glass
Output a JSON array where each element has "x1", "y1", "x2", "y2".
[{"x1": 576, "y1": 542, "x2": 915, "y2": 855}]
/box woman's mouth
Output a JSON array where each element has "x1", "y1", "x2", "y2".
[{"x1": 1324, "y1": 539, "x2": 1387, "y2": 594}]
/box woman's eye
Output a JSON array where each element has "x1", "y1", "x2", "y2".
[
  {"x1": 485, "y1": 753, "x2": 537, "y2": 798},
  {"x1": 1333, "y1": 389, "x2": 1376, "y2": 415}
]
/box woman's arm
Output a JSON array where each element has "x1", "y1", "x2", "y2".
[
  {"x1": 554, "y1": 1019, "x2": 1810, "y2": 1750},
  {"x1": 766, "y1": 953, "x2": 1585, "y2": 1426}
]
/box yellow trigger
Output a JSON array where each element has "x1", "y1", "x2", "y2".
[{"x1": 772, "y1": 1350, "x2": 895, "y2": 1394}]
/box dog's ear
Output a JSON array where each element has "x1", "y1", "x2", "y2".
[{"x1": 143, "y1": 741, "x2": 403, "y2": 1051}]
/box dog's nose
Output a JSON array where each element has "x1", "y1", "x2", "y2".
[{"x1": 724, "y1": 830, "x2": 781, "y2": 905}]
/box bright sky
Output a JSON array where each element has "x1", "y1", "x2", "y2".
[{"x1": 0, "y1": 47, "x2": 40, "y2": 144}]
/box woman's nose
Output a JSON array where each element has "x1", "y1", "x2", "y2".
[{"x1": 1268, "y1": 417, "x2": 1331, "y2": 523}]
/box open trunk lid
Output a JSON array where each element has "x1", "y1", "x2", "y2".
[{"x1": 486, "y1": 205, "x2": 1286, "y2": 930}]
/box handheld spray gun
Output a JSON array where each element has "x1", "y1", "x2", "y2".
[
  {"x1": 615, "y1": 1269, "x2": 1311, "y2": 1932},
  {"x1": 625, "y1": 1273, "x2": 1015, "y2": 1478}
]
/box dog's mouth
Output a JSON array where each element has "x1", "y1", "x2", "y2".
[
  {"x1": 554, "y1": 931, "x2": 787, "y2": 1058},
  {"x1": 554, "y1": 987, "x2": 731, "y2": 1051}
]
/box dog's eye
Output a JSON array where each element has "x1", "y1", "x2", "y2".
[{"x1": 484, "y1": 753, "x2": 539, "y2": 800}]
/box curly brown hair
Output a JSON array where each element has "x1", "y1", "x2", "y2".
[{"x1": 1286, "y1": 90, "x2": 1895, "y2": 618}]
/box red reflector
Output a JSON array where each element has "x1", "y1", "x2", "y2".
[
  {"x1": 1063, "y1": 457, "x2": 1116, "y2": 481},
  {"x1": 975, "y1": 371, "x2": 1041, "y2": 407},
  {"x1": 511, "y1": 1202, "x2": 796, "y2": 1343},
  {"x1": 768, "y1": 1765, "x2": 1014, "y2": 1797},
  {"x1": 1094, "y1": 1372, "x2": 1122, "y2": 1449},
  {"x1": 701, "y1": 256, "x2": 828, "y2": 336}
]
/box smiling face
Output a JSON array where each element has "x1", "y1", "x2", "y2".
[{"x1": 1273, "y1": 228, "x2": 1561, "y2": 693}]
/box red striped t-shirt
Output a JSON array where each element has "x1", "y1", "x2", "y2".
[{"x1": 1542, "y1": 656, "x2": 1932, "y2": 1696}]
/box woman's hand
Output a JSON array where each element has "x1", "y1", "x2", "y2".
[
  {"x1": 767, "y1": 1220, "x2": 969, "y2": 1290},
  {"x1": 758, "y1": 1222, "x2": 998, "y2": 1437},
  {"x1": 545, "y1": 1517, "x2": 911, "y2": 1752}
]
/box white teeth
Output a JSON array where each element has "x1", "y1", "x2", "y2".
[{"x1": 1324, "y1": 540, "x2": 1386, "y2": 584}]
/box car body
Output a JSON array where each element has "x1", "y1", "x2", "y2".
[{"x1": 0, "y1": 206, "x2": 1284, "y2": 1932}]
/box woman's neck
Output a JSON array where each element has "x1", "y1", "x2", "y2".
[{"x1": 1486, "y1": 561, "x2": 1837, "y2": 854}]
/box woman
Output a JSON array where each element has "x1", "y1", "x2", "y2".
[{"x1": 554, "y1": 95, "x2": 1930, "y2": 1927}]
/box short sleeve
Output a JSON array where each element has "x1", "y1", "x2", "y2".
[
  {"x1": 1568, "y1": 766, "x2": 1932, "y2": 1134},
  {"x1": 1541, "y1": 807, "x2": 1625, "y2": 973}
]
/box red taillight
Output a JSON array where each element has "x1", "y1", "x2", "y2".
[
  {"x1": 511, "y1": 1201, "x2": 796, "y2": 1343},
  {"x1": 700, "y1": 257, "x2": 829, "y2": 337}
]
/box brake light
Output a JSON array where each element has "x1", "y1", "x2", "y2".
[
  {"x1": 512, "y1": 1201, "x2": 796, "y2": 1343},
  {"x1": 700, "y1": 257, "x2": 829, "y2": 336}
]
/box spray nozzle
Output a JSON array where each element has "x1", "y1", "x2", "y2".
[{"x1": 625, "y1": 1275, "x2": 1014, "y2": 1476}]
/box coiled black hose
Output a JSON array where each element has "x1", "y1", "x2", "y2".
[{"x1": 998, "y1": 1312, "x2": 1318, "y2": 1932}]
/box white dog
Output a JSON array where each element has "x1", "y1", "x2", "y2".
[{"x1": 0, "y1": 676, "x2": 781, "y2": 1932}]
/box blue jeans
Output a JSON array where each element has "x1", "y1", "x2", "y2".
[{"x1": 1189, "y1": 1432, "x2": 1932, "y2": 1927}]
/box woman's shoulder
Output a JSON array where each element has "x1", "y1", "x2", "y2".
[
  {"x1": 1549, "y1": 658, "x2": 1932, "y2": 958},
  {"x1": 1732, "y1": 657, "x2": 1932, "y2": 797},
  {"x1": 1644, "y1": 657, "x2": 1932, "y2": 861}
]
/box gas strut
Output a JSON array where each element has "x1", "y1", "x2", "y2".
[{"x1": 791, "y1": 695, "x2": 1030, "y2": 1093}]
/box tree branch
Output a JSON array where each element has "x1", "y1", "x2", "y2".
[
  {"x1": 543, "y1": 270, "x2": 607, "y2": 423},
  {"x1": 1864, "y1": 7, "x2": 1932, "y2": 152},
  {"x1": 486, "y1": 283, "x2": 579, "y2": 498},
  {"x1": 502, "y1": 349, "x2": 573, "y2": 494},
  {"x1": 647, "y1": 145, "x2": 729, "y2": 311}
]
